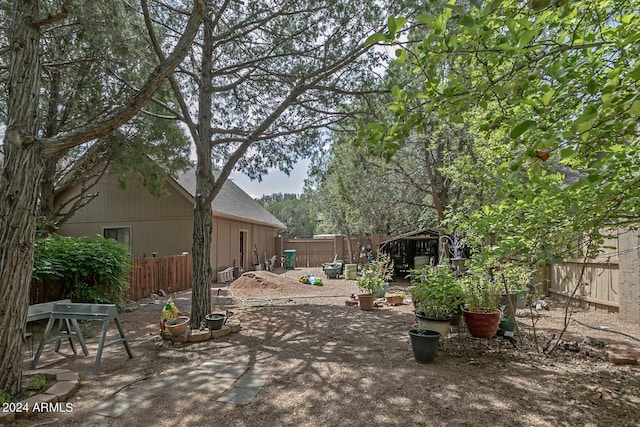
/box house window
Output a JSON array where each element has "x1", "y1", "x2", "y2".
[{"x1": 103, "y1": 227, "x2": 131, "y2": 247}]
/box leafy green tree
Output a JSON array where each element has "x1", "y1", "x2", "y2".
[
  {"x1": 258, "y1": 193, "x2": 317, "y2": 238},
  {"x1": 310, "y1": 132, "x2": 435, "y2": 262},
  {"x1": 0, "y1": 0, "x2": 204, "y2": 396},
  {"x1": 364, "y1": 0, "x2": 640, "y2": 263}
]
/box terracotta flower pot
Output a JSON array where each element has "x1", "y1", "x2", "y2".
[
  {"x1": 165, "y1": 316, "x2": 190, "y2": 336},
  {"x1": 358, "y1": 294, "x2": 376, "y2": 311},
  {"x1": 463, "y1": 309, "x2": 501, "y2": 339},
  {"x1": 386, "y1": 295, "x2": 404, "y2": 305}
]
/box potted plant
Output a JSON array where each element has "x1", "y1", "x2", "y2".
[
  {"x1": 408, "y1": 328, "x2": 441, "y2": 363},
  {"x1": 356, "y1": 276, "x2": 384, "y2": 310},
  {"x1": 386, "y1": 290, "x2": 405, "y2": 305},
  {"x1": 165, "y1": 315, "x2": 190, "y2": 336},
  {"x1": 460, "y1": 258, "x2": 503, "y2": 339},
  {"x1": 356, "y1": 253, "x2": 394, "y2": 311},
  {"x1": 408, "y1": 265, "x2": 465, "y2": 340}
]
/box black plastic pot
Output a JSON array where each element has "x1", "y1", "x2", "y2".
[
  {"x1": 205, "y1": 312, "x2": 230, "y2": 330},
  {"x1": 408, "y1": 329, "x2": 440, "y2": 363}
]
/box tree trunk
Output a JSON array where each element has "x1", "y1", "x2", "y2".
[
  {"x1": 0, "y1": 149, "x2": 43, "y2": 396},
  {"x1": 0, "y1": 0, "x2": 42, "y2": 396},
  {"x1": 190, "y1": 164, "x2": 214, "y2": 328},
  {"x1": 190, "y1": 6, "x2": 214, "y2": 329},
  {"x1": 0, "y1": 1, "x2": 204, "y2": 395},
  {"x1": 344, "y1": 225, "x2": 354, "y2": 264}
]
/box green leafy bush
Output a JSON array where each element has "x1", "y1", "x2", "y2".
[
  {"x1": 24, "y1": 375, "x2": 46, "y2": 391},
  {"x1": 0, "y1": 388, "x2": 11, "y2": 404},
  {"x1": 408, "y1": 265, "x2": 465, "y2": 319},
  {"x1": 33, "y1": 234, "x2": 131, "y2": 306}
]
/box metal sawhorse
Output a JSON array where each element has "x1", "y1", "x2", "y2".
[
  {"x1": 31, "y1": 303, "x2": 133, "y2": 375},
  {"x1": 26, "y1": 299, "x2": 86, "y2": 356}
]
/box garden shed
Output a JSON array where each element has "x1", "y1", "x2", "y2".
[{"x1": 378, "y1": 228, "x2": 441, "y2": 276}]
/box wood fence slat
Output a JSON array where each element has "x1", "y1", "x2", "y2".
[
  {"x1": 127, "y1": 254, "x2": 192, "y2": 301},
  {"x1": 547, "y1": 261, "x2": 619, "y2": 311}
]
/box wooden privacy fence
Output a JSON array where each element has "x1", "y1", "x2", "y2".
[
  {"x1": 282, "y1": 235, "x2": 390, "y2": 268},
  {"x1": 127, "y1": 254, "x2": 192, "y2": 301},
  {"x1": 546, "y1": 260, "x2": 619, "y2": 310}
]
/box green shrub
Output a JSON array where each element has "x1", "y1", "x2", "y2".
[
  {"x1": 33, "y1": 234, "x2": 132, "y2": 306},
  {"x1": 24, "y1": 375, "x2": 46, "y2": 391},
  {"x1": 0, "y1": 389, "x2": 11, "y2": 404}
]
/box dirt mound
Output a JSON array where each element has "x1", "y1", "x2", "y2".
[
  {"x1": 227, "y1": 269, "x2": 361, "y2": 300},
  {"x1": 231, "y1": 271, "x2": 299, "y2": 291}
]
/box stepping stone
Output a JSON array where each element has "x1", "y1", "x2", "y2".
[
  {"x1": 17, "y1": 393, "x2": 58, "y2": 418},
  {"x1": 217, "y1": 385, "x2": 263, "y2": 405},
  {"x1": 0, "y1": 411, "x2": 15, "y2": 424},
  {"x1": 57, "y1": 371, "x2": 80, "y2": 381},
  {"x1": 606, "y1": 351, "x2": 638, "y2": 365},
  {"x1": 214, "y1": 365, "x2": 247, "y2": 379},
  {"x1": 235, "y1": 373, "x2": 266, "y2": 388},
  {"x1": 93, "y1": 396, "x2": 139, "y2": 418},
  {"x1": 201, "y1": 360, "x2": 231, "y2": 369},
  {"x1": 24, "y1": 368, "x2": 71, "y2": 378},
  {"x1": 46, "y1": 380, "x2": 80, "y2": 401},
  {"x1": 194, "y1": 377, "x2": 236, "y2": 395}
]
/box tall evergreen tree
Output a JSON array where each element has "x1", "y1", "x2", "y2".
[
  {"x1": 0, "y1": 0, "x2": 205, "y2": 396},
  {"x1": 143, "y1": 0, "x2": 401, "y2": 328}
]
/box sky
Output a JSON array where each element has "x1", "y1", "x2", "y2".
[{"x1": 229, "y1": 159, "x2": 312, "y2": 199}]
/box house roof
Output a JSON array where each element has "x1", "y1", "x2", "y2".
[{"x1": 172, "y1": 167, "x2": 286, "y2": 229}]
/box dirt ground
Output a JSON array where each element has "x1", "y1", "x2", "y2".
[{"x1": 14, "y1": 267, "x2": 640, "y2": 426}]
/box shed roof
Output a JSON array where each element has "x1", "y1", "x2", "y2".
[
  {"x1": 378, "y1": 228, "x2": 441, "y2": 247},
  {"x1": 172, "y1": 167, "x2": 285, "y2": 229}
]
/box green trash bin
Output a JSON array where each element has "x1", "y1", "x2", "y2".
[{"x1": 283, "y1": 250, "x2": 296, "y2": 269}]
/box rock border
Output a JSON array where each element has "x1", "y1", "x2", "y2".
[{"x1": 162, "y1": 318, "x2": 242, "y2": 342}]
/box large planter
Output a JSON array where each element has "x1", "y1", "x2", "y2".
[
  {"x1": 205, "y1": 313, "x2": 226, "y2": 330},
  {"x1": 358, "y1": 293, "x2": 376, "y2": 311},
  {"x1": 165, "y1": 316, "x2": 190, "y2": 336},
  {"x1": 408, "y1": 329, "x2": 440, "y2": 363},
  {"x1": 463, "y1": 309, "x2": 501, "y2": 339},
  {"x1": 415, "y1": 312, "x2": 451, "y2": 341}
]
